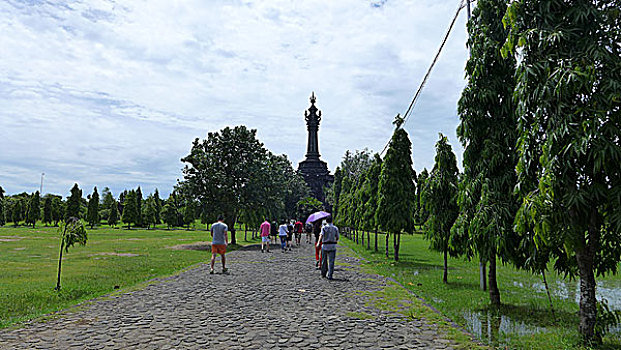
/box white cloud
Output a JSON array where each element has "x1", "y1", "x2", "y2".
[{"x1": 0, "y1": 0, "x2": 469, "y2": 197}]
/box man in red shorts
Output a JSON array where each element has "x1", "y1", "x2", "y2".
[{"x1": 210, "y1": 215, "x2": 229, "y2": 274}]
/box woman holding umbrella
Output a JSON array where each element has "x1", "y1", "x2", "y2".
[{"x1": 306, "y1": 211, "x2": 330, "y2": 268}]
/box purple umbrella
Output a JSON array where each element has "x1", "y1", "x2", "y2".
[{"x1": 306, "y1": 211, "x2": 331, "y2": 224}]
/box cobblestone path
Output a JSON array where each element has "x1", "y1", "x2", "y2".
[{"x1": 0, "y1": 241, "x2": 459, "y2": 349}]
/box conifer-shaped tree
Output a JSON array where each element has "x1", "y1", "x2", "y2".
[
  {"x1": 26, "y1": 191, "x2": 41, "y2": 228},
  {"x1": 454, "y1": 0, "x2": 518, "y2": 306},
  {"x1": 415, "y1": 168, "x2": 429, "y2": 225},
  {"x1": 12, "y1": 198, "x2": 23, "y2": 226},
  {"x1": 51, "y1": 196, "x2": 63, "y2": 226},
  {"x1": 0, "y1": 198, "x2": 5, "y2": 227},
  {"x1": 108, "y1": 200, "x2": 119, "y2": 227},
  {"x1": 376, "y1": 115, "x2": 417, "y2": 261},
  {"x1": 87, "y1": 187, "x2": 99, "y2": 228},
  {"x1": 43, "y1": 196, "x2": 53, "y2": 226},
  {"x1": 424, "y1": 134, "x2": 461, "y2": 283},
  {"x1": 153, "y1": 189, "x2": 162, "y2": 224},
  {"x1": 135, "y1": 187, "x2": 143, "y2": 227},
  {"x1": 361, "y1": 154, "x2": 382, "y2": 252},
  {"x1": 143, "y1": 196, "x2": 157, "y2": 229},
  {"x1": 65, "y1": 184, "x2": 83, "y2": 221},
  {"x1": 122, "y1": 190, "x2": 137, "y2": 229}
]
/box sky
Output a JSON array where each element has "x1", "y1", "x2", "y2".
[{"x1": 0, "y1": 0, "x2": 469, "y2": 198}]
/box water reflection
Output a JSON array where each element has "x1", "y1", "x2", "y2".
[
  {"x1": 530, "y1": 279, "x2": 621, "y2": 310},
  {"x1": 462, "y1": 310, "x2": 547, "y2": 345}
]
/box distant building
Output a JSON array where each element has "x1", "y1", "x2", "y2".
[{"x1": 297, "y1": 92, "x2": 334, "y2": 204}]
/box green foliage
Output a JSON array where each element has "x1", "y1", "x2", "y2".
[
  {"x1": 108, "y1": 199, "x2": 119, "y2": 227},
  {"x1": 326, "y1": 167, "x2": 343, "y2": 217},
  {"x1": 43, "y1": 196, "x2": 52, "y2": 226},
  {"x1": 181, "y1": 126, "x2": 278, "y2": 244},
  {"x1": 161, "y1": 194, "x2": 180, "y2": 229},
  {"x1": 0, "y1": 198, "x2": 5, "y2": 226},
  {"x1": 143, "y1": 195, "x2": 157, "y2": 229},
  {"x1": 454, "y1": 0, "x2": 518, "y2": 306},
  {"x1": 65, "y1": 184, "x2": 83, "y2": 221},
  {"x1": 101, "y1": 189, "x2": 115, "y2": 220},
  {"x1": 359, "y1": 154, "x2": 382, "y2": 231},
  {"x1": 87, "y1": 187, "x2": 99, "y2": 228},
  {"x1": 423, "y1": 135, "x2": 462, "y2": 283},
  {"x1": 153, "y1": 189, "x2": 162, "y2": 224},
  {"x1": 11, "y1": 198, "x2": 23, "y2": 226},
  {"x1": 55, "y1": 217, "x2": 88, "y2": 290},
  {"x1": 415, "y1": 168, "x2": 429, "y2": 225},
  {"x1": 376, "y1": 124, "x2": 417, "y2": 261},
  {"x1": 504, "y1": 0, "x2": 621, "y2": 342},
  {"x1": 297, "y1": 197, "x2": 324, "y2": 221},
  {"x1": 25, "y1": 191, "x2": 40, "y2": 228},
  {"x1": 135, "y1": 187, "x2": 143, "y2": 227},
  {"x1": 50, "y1": 196, "x2": 64, "y2": 226},
  {"x1": 121, "y1": 190, "x2": 138, "y2": 229}
]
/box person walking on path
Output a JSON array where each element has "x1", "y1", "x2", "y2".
[
  {"x1": 317, "y1": 216, "x2": 339, "y2": 280},
  {"x1": 278, "y1": 220, "x2": 289, "y2": 252},
  {"x1": 305, "y1": 223, "x2": 313, "y2": 244},
  {"x1": 260, "y1": 218, "x2": 271, "y2": 253},
  {"x1": 210, "y1": 215, "x2": 229, "y2": 274},
  {"x1": 313, "y1": 221, "x2": 322, "y2": 268},
  {"x1": 270, "y1": 220, "x2": 278, "y2": 246},
  {"x1": 294, "y1": 220, "x2": 303, "y2": 246},
  {"x1": 286, "y1": 220, "x2": 294, "y2": 251}
]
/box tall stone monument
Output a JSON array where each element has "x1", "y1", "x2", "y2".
[{"x1": 298, "y1": 92, "x2": 334, "y2": 203}]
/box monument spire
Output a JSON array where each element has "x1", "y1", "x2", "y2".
[{"x1": 304, "y1": 91, "x2": 322, "y2": 159}]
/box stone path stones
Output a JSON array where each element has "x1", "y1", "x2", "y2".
[{"x1": 0, "y1": 241, "x2": 460, "y2": 349}]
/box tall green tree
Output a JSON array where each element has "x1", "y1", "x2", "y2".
[
  {"x1": 65, "y1": 184, "x2": 83, "y2": 221},
  {"x1": 51, "y1": 196, "x2": 64, "y2": 226},
  {"x1": 87, "y1": 187, "x2": 99, "y2": 228},
  {"x1": 135, "y1": 187, "x2": 143, "y2": 227},
  {"x1": 376, "y1": 115, "x2": 417, "y2": 261},
  {"x1": 143, "y1": 195, "x2": 157, "y2": 230},
  {"x1": 504, "y1": 0, "x2": 621, "y2": 342},
  {"x1": 121, "y1": 190, "x2": 138, "y2": 229},
  {"x1": 153, "y1": 189, "x2": 162, "y2": 225},
  {"x1": 181, "y1": 126, "x2": 270, "y2": 245},
  {"x1": 360, "y1": 154, "x2": 382, "y2": 252},
  {"x1": 454, "y1": 0, "x2": 518, "y2": 306},
  {"x1": 25, "y1": 191, "x2": 40, "y2": 228},
  {"x1": 108, "y1": 199, "x2": 119, "y2": 227},
  {"x1": 43, "y1": 196, "x2": 53, "y2": 226},
  {"x1": 424, "y1": 135, "x2": 462, "y2": 283},
  {"x1": 12, "y1": 198, "x2": 23, "y2": 226},
  {"x1": 101, "y1": 188, "x2": 115, "y2": 222},
  {"x1": 415, "y1": 168, "x2": 429, "y2": 225},
  {"x1": 0, "y1": 186, "x2": 5, "y2": 226}
]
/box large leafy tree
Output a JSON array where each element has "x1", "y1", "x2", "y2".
[
  {"x1": 25, "y1": 191, "x2": 40, "y2": 228},
  {"x1": 454, "y1": 0, "x2": 518, "y2": 306},
  {"x1": 11, "y1": 197, "x2": 23, "y2": 226},
  {"x1": 101, "y1": 188, "x2": 115, "y2": 222},
  {"x1": 376, "y1": 116, "x2": 417, "y2": 261},
  {"x1": 51, "y1": 196, "x2": 64, "y2": 226},
  {"x1": 43, "y1": 196, "x2": 53, "y2": 226},
  {"x1": 65, "y1": 184, "x2": 83, "y2": 221},
  {"x1": 423, "y1": 134, "x2": 462, "y2": 283},
  {"x1": 504, "y1": 0, "x2": 621, "y2": 342},
  {"x1": 87, "y1": 187, "x2": 99, "y2": 228},
  {"x1": 181, "y1": 126, "x2": 269, "y2": 245}
]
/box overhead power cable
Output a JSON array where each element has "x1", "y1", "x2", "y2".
[{"x1": 380, "y1": 0, "x2": 467, "y2": 156}]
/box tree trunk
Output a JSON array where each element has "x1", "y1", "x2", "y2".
[
  {"x1": 367, "y1": 231, "x2": 370, "y2": 250},
  {"x1": 374, "y1": 229, "x2": 378, "y2": 252},
  {"x1": 55, "y1": 240, "x2": 64, "y2": 290},
  {"x1": 393, "y1": 232, "x2": 399, "y2": 261},
  {"x1": 355, "y1": 228, "x2": 359, "y2": 244},
  {"x1": 385, "y1": 232, "x2": 389, "y2": 258},
  {"x1": 443, "y1": 250, "x2": 448, "y2": 284},
  {"x1": 480, "y1": 261, "x2": 487, "y2": 291},
  {"x1": 488, "y1": 253, "x2": 500, "y2": 306},
  {"x1": 244, "y1": 223, "x2": 247, "y2": 241},
  {"x1": 541, "y1": 270, "x2": 555, "y2": 319},
  {"x1": 361, "y1": 228, "x2": 364, "y2": 246},
  {"x1": 575, "y1": 208, "x2": 601, "y2": 344}
]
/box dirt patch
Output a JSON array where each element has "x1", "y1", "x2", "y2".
[
  {"x1": 13, "y1": 247, "x2": 26, "y2": 250},
  {"x1": 0, "y1": 239, "x2": 20, "y2": 242},
  {"x1": 169, "y1": 242, "x2": 211, "y2": 251},
  {"x1": 89, "y1": 252, "x2": 140, "y2": 257}
]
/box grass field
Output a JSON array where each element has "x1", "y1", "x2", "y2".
[
  {"x1": 0, "y1": 223, "x2": 260, "y2": 328},
  {"x1": 342, "y1": 231, "x2": 621, "y2": 350}
]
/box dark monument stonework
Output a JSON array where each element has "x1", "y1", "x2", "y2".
[{"x1": 298, "y1": 92, "x2": 334, "y2": 203}]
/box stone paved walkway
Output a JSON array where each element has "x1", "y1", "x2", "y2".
[{"x1": 0, "y1": 240, "x2": 458, "y2": 349}]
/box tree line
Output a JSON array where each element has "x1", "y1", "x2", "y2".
[{"x1": 331, "y1": 0, "x2": 620, "y2": 344}]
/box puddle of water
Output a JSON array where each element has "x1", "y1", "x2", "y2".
[
  {"x1": 462, "y1": 310, "x2": 547, "y2": 346},
  {"x1": 529, "y1": 279, "x2": 621, "y2": 310}
]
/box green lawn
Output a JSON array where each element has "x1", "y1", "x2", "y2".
[
  {"x1": 0, "y1": 223, "x2": 260, "y2": 328},
  {"x1": 342, "y1": 231, "x2": 621, "y2": 350}
]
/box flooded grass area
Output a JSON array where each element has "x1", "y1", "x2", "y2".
[{"x1": 345, "y1": 233, "x2": 621, "y2": 349}]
